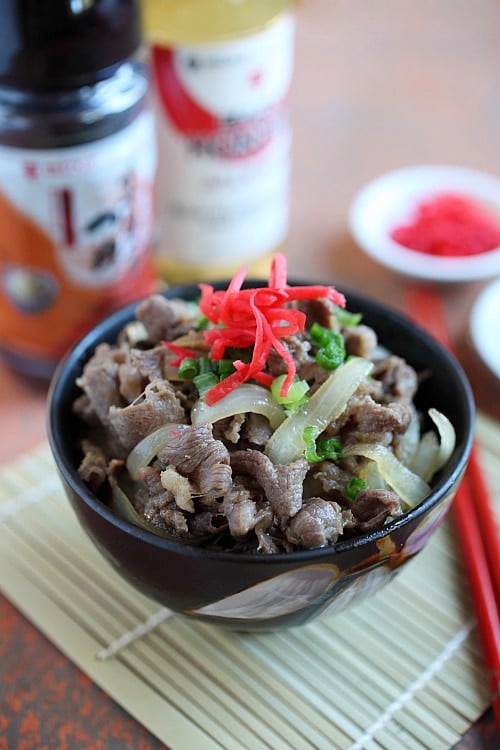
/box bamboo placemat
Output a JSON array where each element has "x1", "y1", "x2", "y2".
[{"x1": 0, "y1": 413, "x2": 498, "y2": 750}]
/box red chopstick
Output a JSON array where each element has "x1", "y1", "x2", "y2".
[
  {"x1": 403, "y1": 284, "x2": 500, "y2": 733},
  {"x1": 454, "y1": 470, "x2": 500, "y2": 730},
  {"x1": 467, "y1": 446, "x2": 500, "y2": 610}
]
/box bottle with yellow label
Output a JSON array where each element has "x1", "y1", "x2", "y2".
[{"x1": 143, "y1": 0, "x2": 295, "y2": 283}]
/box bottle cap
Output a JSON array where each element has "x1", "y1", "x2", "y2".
[{"x1": 0, "y1": 0, "x2": 142, "y2": 91}]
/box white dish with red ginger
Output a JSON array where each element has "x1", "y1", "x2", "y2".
[{"x1": 349, "y1": 165, "x2": 500, "y2": 282}]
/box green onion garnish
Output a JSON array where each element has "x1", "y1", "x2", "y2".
[
  {"x1": 303, "y1": 426, "x2": 343, "y2": 463},
  {"x1": 218, "y1": 359, "x2": 236, "y2": 379},
  {"x1": 335, "y1": 306, "x2": 363, "y2": 327},
  {"x1": 195, "y1": 315, "x2": 210, "y2": 331},
  {"x1": 178, "y1": 357, "x2": 200, "y2": 379},
  {"x1": 346, "y1": 477, "x2": 366, "y2": 500},
  {"x1": 193, "y1": 371, "x2": 219, "y2": 396},
  {"x1": 197, "y1": 357, "x2": 213, "y2": 374},
  {"x1": 271, "y1": 375, "x2": 309, "y2": 411},
  {"x1": 184, "y1": 356, "x2": 237, "y2": 397},
  {"x1": 310, "y1": 323, "x2": 346, "y2": 370}
]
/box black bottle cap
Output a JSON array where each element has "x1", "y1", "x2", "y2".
[{"x1": 0, "y1": 0, "x2": 143, "y2": 91}]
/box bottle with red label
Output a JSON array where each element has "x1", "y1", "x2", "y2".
[
  {"x1": 0, "y1": 0, "x2": 157, "y2": 379},
  {"x1": 143, "y1": 0, "x2": 295, "y2": 283}
]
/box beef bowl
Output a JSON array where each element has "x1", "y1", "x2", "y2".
[{"x1": 47, "y1": 266, "x2": 474, "y2": 631}]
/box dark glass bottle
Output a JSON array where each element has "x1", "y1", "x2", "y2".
[{"x1": 0, "y1": 0, "x2": 157, "y2": 379}]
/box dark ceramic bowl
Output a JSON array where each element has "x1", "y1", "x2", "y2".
[{"x1": 47, "y1": 281, "x2": 475, "y2": 630}]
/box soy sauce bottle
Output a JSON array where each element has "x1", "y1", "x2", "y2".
[{"x1": 0, "y1": 0, "x2": 157, "y2": 379}]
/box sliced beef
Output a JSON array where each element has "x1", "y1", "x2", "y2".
[
  {"x1": 221, "y1": 480, "x2": 258, "y2": 537},
  {"x1": 350, "y1": 488, "x2": 402, "y2": 532},
  {"x1": 75, "y1": 342, "x2": 125, "y2": 425},
  {"x1": 157, "y1": 423, "x2": 232, "y2": 497},
  {"x1": 298, "y1": 297, "x2": 340, "y2": 330},
  {"x1": 160, "y1": 465, "x2": 195, "y2": 512},
  {"x1": 188, "y1": 511, "x2": 227, "y2": 537},
  {"x1": 169, "y1": 328, "x2": 210, "y2": 353},
  {"x1": 372, "y1": 355, "x2": 418, "y2": 404},
  {"x1": 174, "y1": 380, "x2": 199, "y2": 413},
  {"x1": 354, "y1": 374, "x2": 384, "y2": 401},
  {"x1": 342, "y1": 324, "x2": 378, "y2": 359},
  {"x1": 213, "y1": 413, "x2": 273, "y2": 448},
  {"x1": 213, "y1": 414, "x2": 245, "y2": 445},
  {"x1": 266, "y1": 333, "x2": 314, "y2": 377},
  {"x1": 313, "y1": 461, "x2": 355, "y2": 499},
  {"x1": 255, "y1": 531, "x2": 281, "y2": 554},
  {"x1": 118, "y1": 358, "x2": 145, "y2": 404},
  {"x1": 255, "y1": 519, "x2": 285, "y2": 554},
  {"x1": 73, "y1": 393, "x2": 98, "y2": 426},
  {"x1": 134, "y1": 466, "x2": 172, "y2": 516},
  {"x1": 118, "y1": 344, "x2": 184, "y2": 403},
  {"x1": 242, "y1": 413, "x2": 273, "y2": 447},
  {"x1": 134, "y1": 466, "x2": 189, "y2": 536},
  {"x1": 129, "y1": 345, "x2": 172, "y2": 382},
  {"x1": 109, "y1": 379, "x2": 186, "y2": 453},
  {"x1": 135, "y1": 294, "x2": 197, "y2": 342},
  {"x1": 331, "y1": 395, "x2": 412, "y2": 446},
  {"x1": 285, "y1": 497, "x2": 344, "y2": 549},
  {"x1": 116, "y1": 345, "x2": 174, "y2": 405},
  {"x1": 230, "y1": 450, "x2": 308, "y2": 517},
  {"x1": 77, "y1": 439, "x2": 108, "y2": 490},
  {"x1": 295, "y1": 359, "x2": 330, "y2": 390}
]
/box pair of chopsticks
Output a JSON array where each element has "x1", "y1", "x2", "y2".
[{"x1": 404, "y1": 284, "x2": 500, "y2": 734}]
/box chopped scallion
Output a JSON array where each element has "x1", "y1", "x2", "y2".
[
  {"x1": 195, "y1": 315, "x2": 210, "y2": 331},
  {"x1": 178, "y1": 357, "x2": 200, "y2": 379},
  {"x1": 271, "y1": 374, "x2": 309, "y2": 410},
  {"x1": 310, "y1": 323, "x2": 346, "y2": 370},
  {"x1": 303, "y1": 426, "x2": 343, "y2": 463},
  {"x1": 193, "y1": 371, "x2": 219, "y2": 397},
  {"x1": 198, "y1": 357, "x2": 214, "y2": 374},
  {"x1": 346, "y1": 477, "x2": 366, "y2": 500},
  {"x1": 335, "y1": 307, "x2": 363, "y2": 327},
  {"x1": 218, "y1": 359, "x2": 236, "y2": 379}
]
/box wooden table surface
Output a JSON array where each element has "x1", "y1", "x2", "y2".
[{"x1": 0, "y1": 1, "x2": 499, "y2": 747}]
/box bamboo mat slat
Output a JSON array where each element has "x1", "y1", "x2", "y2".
[{"x1": 0, "y1": 412, "x2": 498, "y2": 750}]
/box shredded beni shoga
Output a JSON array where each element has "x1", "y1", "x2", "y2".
[
  {"x1": 75, "y1": 253, "x2": 456, "y2": 552},
  {"x1": 196, "y1": 253, "x2": 346, "y2": 405}
]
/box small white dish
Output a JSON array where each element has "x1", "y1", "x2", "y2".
[
  {"x1": 469, "y1": 278, "x2": 500, "y2": 379},
  {"x1": 349, "y1": 165, "x2": 500, "y2": 282}
]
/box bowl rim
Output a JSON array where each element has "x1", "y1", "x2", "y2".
[
  {"x1": 47, "y1": 280, "x2": 475, "y2": 564},
  {"x1": 349, "y1": 164, "x2": 500, "y2": 282}
]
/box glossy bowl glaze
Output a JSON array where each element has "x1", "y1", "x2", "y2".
[{"x1": 47, "y1": 282, "x2": 475, "y2": 630}]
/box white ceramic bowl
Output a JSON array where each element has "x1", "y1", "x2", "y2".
[
  {"x1": 349, "y1": 165, "x2": 500, "y2": 282},
  {"x1": 469, "y1": 277, "x2": 500, "y2": 379}
]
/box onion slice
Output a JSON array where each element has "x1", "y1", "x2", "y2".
[
  {"x1": 109, "y1": 476, "x2": 212, "y2": 544},
  {"x1": 395, "y1": 404, "x2": 420, "y2": 468},
  {"x1": 342, "y1": 442, "x2": 431, "y2": 508},
  {"x1": 126, "y1": 423, "x2": 189, "y2": 480},
  {"x1": 109, "y1": 476, "x2": 175, "y2": 538},
  {"x1": 429, "y1": 407, "x2": 456, "y2": 473},
  {"x1": 265, "y1": 356, "x2": 373, "y2": 465},
  {"x1": 191, "y1": 384, "x2": 286, "y2": 430},
  {"x1": 411, "y1": 408, "x2": 456, "y2": 482}
]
